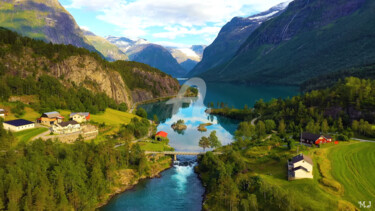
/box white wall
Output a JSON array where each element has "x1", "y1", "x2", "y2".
[{"x1": 3, "y1": 123, "x2": 35, "y2": 132}]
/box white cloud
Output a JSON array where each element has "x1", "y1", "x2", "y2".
[
  {"x1": 79, "y1": 25, "x2": 90, "y2": 31},
  {"x1": 65, "y1": 0, "x2": 292, "y2": 40}
]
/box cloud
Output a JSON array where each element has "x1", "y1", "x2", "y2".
[
  {"x1": 79, "y1": 25, "x2": 90, "y2": 31},
  {"x1": 64, "y1": 0, "x2": 292, "y2": 39}
]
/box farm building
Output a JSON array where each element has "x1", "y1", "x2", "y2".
[
  {"x1": 0, "y1": 109, "x2": 8, "y2": 118},
  {"x1": 300, "y1": 132, "x2": 332, "y2": 146},
  {"x1": 288, "y1": 154, "x2": 313, "y2": 180},
  {"x1": 155, "y1": 131, "x2": 168, "y2": 141},
  {"x1": 70, "y1": 112, "x2": 90, "y2": 123},
  {"x1": 3, "y1": 119, "x2": 35, "y2": 132},
  {"x1": 52, "y1": 120, "x2": 81, "y2": 134},
  {"x1": 37, "y1": 111, "x2": 64, "y2": 126}
]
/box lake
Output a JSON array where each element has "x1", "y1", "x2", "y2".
[{"x1": 101, "y1": 81, "x2": 299, "y2": 211}]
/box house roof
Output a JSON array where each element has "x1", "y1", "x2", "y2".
[
  {"x1": 302, "y1": 132, "x2": 322, "y2": 141},
  {"x1": 156, "y1": 131, "x2": 168, "y2": 138},
  {"x1": 4, "y1": 119, "x2": 34, "y2": 127},
  {"x1": 43, "y1": 111, "x2": 64, "y2": 119},
  {"x1": 70, "y1": 112, "x2": 90, "y2": 117},
  {"x1": 58, "y1": 120, "x2": 79, "y2": 127},
  {"x1": 323, "y1": 134, "x2": 332, "y2": 139},
  {"x1": 293, "y1": 166, "x2": 310, "y2": 172},
  {"x1": 291, "y1": 154, "x2": 313, "y2": 165}
]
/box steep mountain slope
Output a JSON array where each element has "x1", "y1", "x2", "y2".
[
  {"x1": 106, "y1": 35, "x2": 136, "y2": 53},
  {"x1": 189, "y1": 2, "x2": 290, "y2": 77},
  {"x1": 83, "y1": 30, "x2": 128, "y2": 61},
  {"x1": 128, "y1": 44, "x2": 187, "y2": 77},
  {"x1": 200, "y1": 0, "x2": 374, "y2": 85},
  {"x1": 0, "y1": 0, "x2": 96, "y2": 52},
  {"x1": 0, "y1": 28, "x2": 179, "y2": 108}
]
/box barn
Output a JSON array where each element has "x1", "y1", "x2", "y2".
[{"x1": 300, "y1": 132, "x2": 332, "y2": 146}]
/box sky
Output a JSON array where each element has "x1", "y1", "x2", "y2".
[{"x1": 58, "y1": 0, "x2": 290, "y2": 48}]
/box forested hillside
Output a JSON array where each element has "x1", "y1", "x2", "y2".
[
  {"x1": 0, "y1": 28, "x2": 180, "y2": 113},
  {"x1": 200, "y1": 0, "x2": 375, "y2": 85},
  {"x1": 198, "y1": 77, "x2": 375, "y2": 210}
]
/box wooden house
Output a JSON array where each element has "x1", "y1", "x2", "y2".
[
  {"x1": 37, "y1": 111, "x2": 64, "y2": 126},
  {"x1": 300, "y1": 132, "x2": 332, "y2": 146},
  {"x1": 155, "y1": 131, "x2": 168, "y2": 141},
  {"x1": 70, "y1": 112, "x2": 90, "y2": 123},
  {"x1": 288, "y1": 154, "x2": 313, "y2": 180},
  {"x1": 52, "y1": 120, "x2": 81, "y2": 134}
]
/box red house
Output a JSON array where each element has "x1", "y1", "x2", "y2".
[
  {"x1": 155, "y1": 131, "x2": 168, "y2": 141},
  {"x1": 300, "y1": 132, "x2": 332, "y2": 146}
]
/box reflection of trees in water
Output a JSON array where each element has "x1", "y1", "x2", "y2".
[
  {"x1": 210, "y1": 114, "x2": 240, "y2": 136},
  {"x1": 139, "y1": 101, "x2": 191, "y2": 123}
]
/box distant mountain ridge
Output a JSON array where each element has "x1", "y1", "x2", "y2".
[
  {"x1": 189, "y1": 1, "x2": 290, "y2": 77},
  {"x1": 199, "y1": 0, "x2": 375, "y2": 85},
  {"x1": 106, "y1": 36, "x2": 188, "y2": 77},
  {"x1": 0, "y1": 0, "x2": 97, "y2": 52},
  {"x1": 169, "y1": 45, "x2": 206, "y2": 71}
]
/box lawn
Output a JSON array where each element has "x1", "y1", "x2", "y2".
[
  {"x1": 138, "y1": 141, "x2": 173, "y2": 152},
  {"x1": 329, "y1": 142, "x2": 375, "y2": 206},
  {"x1": 91, "y1": 108, "x2": 138, "y2": 126},
  {"x1": 14, "y1": 127, "x2": 49, "y2": 143}
]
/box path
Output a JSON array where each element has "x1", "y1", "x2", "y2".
[
  {"x1": 32, "y1": 128, "x2": 51, "y2": 141},
  {"x1": 352, "y1": 138, "x2": 375, "y2": 143}
]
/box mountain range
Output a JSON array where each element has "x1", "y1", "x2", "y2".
[
  {"x1": 189, "y1": 1, "x2": 291, "y2": 77},
  {"x1": 196, "y1": 0, "x2": 375, "y2": 85}
]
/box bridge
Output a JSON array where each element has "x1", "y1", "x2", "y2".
[{"x1": 145, "y1": 151, "x2": 221, "y2": 160}]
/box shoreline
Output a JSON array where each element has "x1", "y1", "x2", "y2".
[{"x1": 97, "y1": 157, "x2": 173, "y2": 209}]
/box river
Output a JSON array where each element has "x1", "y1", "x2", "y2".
[{"x1": 101, "y1": 81, "x2": 299, "y2": 211}]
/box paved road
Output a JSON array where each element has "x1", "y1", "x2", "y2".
[
  {"x1": 352, "y1": 138, "x2": 375, "y2": 143},
  {"x1": 31, "y1": 128, "x2": 51, "y2": 141}
]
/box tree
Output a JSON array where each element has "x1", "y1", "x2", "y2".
[
  {"x1": 265, "y1": 120, "x2": 276, "y2": 133},
  {"x1": 321, "y1": 119, "x2": 329, "y2": 133},
  {"x1": 256, "y1": 121, "x2": 266, "y2": 138},
  {"x1": 337, "y1": 117, "x2": 344, "y2": 132},
  {"x1": 153, "y1": 114, "x2": 159, "y2": 124},
  {"x1": 209, "y1": 131, "x2": 221, "y2": 148},
  {"x1": 287, "y1": 138, "x2": 295, "y2": 150},
  {"x1": 199, "y1": 136, "x2": 210, "y2": 151},
  {"x1": 136, "y1": 108, "x2": 147, "y2": 118},
  {"x1": 278, "y1": 119, "x2": 286, "y2": 135},
  {"x1": 118, "y1": 103, "x2": 128, "y2": 111}
]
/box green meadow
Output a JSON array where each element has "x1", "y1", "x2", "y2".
[{"x1": 14, "y1": 127, "x2": 48, "y2": 143}]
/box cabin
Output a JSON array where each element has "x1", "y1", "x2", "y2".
[
  {"x1": 37, "y1": 111, "x2": 64, "y2": 126},
  {"x1": 3, "y1": 119, "x2": 35, "y2": 132},
  {"x1": 0, "y1": 109, "x2": 8, "y2": 118},
  {"x1": 70, "y1": 112, "x2": 90, "y2": 123},
  {"x1": 52, "y1": 120, "x2": 81, "y2": 134},
  {"x1": 155, "y1": 131, "x2": 168, "y2": 141},
  {"x1": 288, "y1": 154, "x2": 313, "y2": 180},
  {"x1": 300, "y1": 132, "x2": 332, "y2": 146}
]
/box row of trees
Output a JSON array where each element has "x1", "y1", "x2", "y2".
[{"x1": 199, "y1": 131, "x2": 221, "y2": 151}]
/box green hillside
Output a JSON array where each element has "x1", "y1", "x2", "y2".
[
  {"x1": 85, "y1": 32, "x2": 128, "y2": 61},
  {"x1": 201, "y1": 0, "x2": 375, "y2": 85}
]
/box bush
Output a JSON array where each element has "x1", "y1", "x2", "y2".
[{"x1": 136, "y1": 108, "x2": 148, "y2": 118}]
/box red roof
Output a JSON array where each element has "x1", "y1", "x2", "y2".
[{"x1": 156, "y1": 131, "x2": 168, "y2": 138}]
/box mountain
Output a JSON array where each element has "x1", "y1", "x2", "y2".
[
  {"x1": 189, "y1": 2, "x2": 290, "y2": 77},
  {"x1": 0, "y1": 27, "x2": 180, "y2": 108},
  {"x1": 0, "y1": 0, "x2": 96, "y2": 52},
  {"x1": 169, "y1": 45, "x2": 206, "y2": 72},
  {"x1": 200, "y1": 0, "x2": 375, "y2": 85},
  {"x1": 107, "y1": 36, "x2": 187, "y2": 77},
  {"x1": 83, "y1": 30, "x2": 128, "y2": 61}
]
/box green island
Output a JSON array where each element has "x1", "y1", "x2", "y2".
[
  {"x1": 197, "y1": 123, "x2": 213, "y2": 132},
  {"x1": 171, "y1": 119, "x2": 187, "y2": 132}
]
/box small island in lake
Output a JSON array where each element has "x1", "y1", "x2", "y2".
[
  {"x1": 171, "y1": 119, "x2": 187, "y2": 132},
  {"x1": 197, "y1": 123, "x2": 213, "y2": 132}
]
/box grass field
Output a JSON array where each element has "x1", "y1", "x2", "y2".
[
  {"x1": 138, "y1": 141, "x2": 173, "y2": 152},
  {"x1": 91, "y1": 108, "x2": 138, "y2": 126},
  {"x1": 14, "y1": 127, "x2": 49, "y2": 143},
  {"x1": 329, "y1": 142, "x2": 375, "y2": 205}
]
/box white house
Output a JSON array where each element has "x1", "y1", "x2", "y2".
[
  {"x1": 288, "y1": 154, "x2": 313, "y2": 180},
  {"x1": 3, "y1": 119, "x2": 35, "y2": 132},
  {"x1": 69, "y1": 112, "x2": 90, "y2": 123},
  {"x1": 0, "y1": 109, "x2": 7, "y2": 118},
  {"x1": 52, "y1": 120, "x2": 81, "y2": 134}
]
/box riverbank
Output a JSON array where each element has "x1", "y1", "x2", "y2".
[{"x1": 98, "y1": 156, "x2": 172, "y2": 208}]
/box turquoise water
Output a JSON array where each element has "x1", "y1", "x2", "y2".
[{"x1": 101, "y1": 82, "x2": 299, "y2": 211}]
